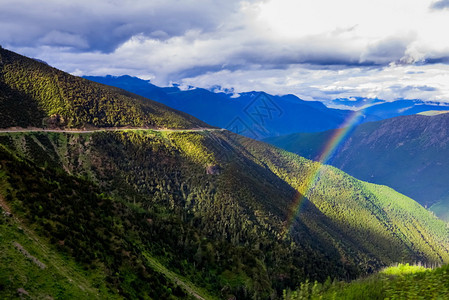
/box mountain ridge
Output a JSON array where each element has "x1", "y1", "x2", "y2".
[
  {"x1": 84, "y1": 75, "x2": 377, "y2": 139},
  {"x1": 265, "y1": 112, "x2": 449, "y2": 221},
  {"x1": 1, "y1": 47, "x2": 449, "y2": 299},
  {"x1": 0, "y1": 48, "x2": 209, "y2": 130}
]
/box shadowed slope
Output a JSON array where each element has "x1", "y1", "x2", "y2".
[
  {"x1": 1, "y1": 130, "x2": 448, "y2": 299},
  {"x1": 265, "y1": 113, "x2": 449, "y2": 219},
  {"x1": 0, "y1": 48, "x2": 209, "y2": 129}
]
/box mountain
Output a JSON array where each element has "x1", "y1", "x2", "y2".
[
  {"x1": 265, "y1": 112, "x2": 449, "y2": 221},
  {"x1": 84, "y1": 76, "x2": 449, "y2": 140},
  {"x1": 84, "y1": 75, "x2": 377, "y2": 139},
  {"x1": 0, "y1": 48, "x2": 208, "y2": 129},
  {"x1": 360, "y1": 99, "x2": 449, "y2": 120},
  {"x1": 2, "y1": 129, "x2": 449, "y2": 299},
  {"x1": 325, "y1": 97, "x2": 449, "y2": 119},
  {"x1": 2, "y1": 48, "x2": 449, "y2": 299}
]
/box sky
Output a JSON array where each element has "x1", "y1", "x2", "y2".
[{"x1": 1, "y1": 0, "x2": 449, "y2": 101}]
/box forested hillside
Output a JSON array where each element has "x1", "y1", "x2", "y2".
[
  {"x1": 1, "y1": 129, "x2": 448, "y2": 299},
  {"x1": 0, "y1": 48, "x2": 207, "y2": 129},
  {"x1": 1, "y1": 48, "x2": 448, "y2": 299},
  {"x1": 265, "y1": 113, "x2": 449, "y2": 220}
]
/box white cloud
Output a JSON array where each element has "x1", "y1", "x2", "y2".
[
  {"x1": 3, "y1": 0, "x2": 449, "y2": 102},
  {"x1": 179, "y1": 64, "x2": 449, "y2": 101}
]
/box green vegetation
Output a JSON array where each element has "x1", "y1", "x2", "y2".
[
  {"x1": 0, "y1": 47, "x2": 208, "y2": 129},
  {"x1": 1, "y1": 130, "x2": 448, "y2": 299},
  {"x1": 264, "y1": 113, "x2": 449, "y2": 220},
  {"x1": 1, "y1": 47, "x2": 449, "y2": 299},
  {"x1": 243, "y1": 139, "x2": 449, "y2": 264},
  {"x1": 0, "y1": 206, "x2": 119, "y2": 299},
  {"x1": 382, "y1": 263, "x2": 428, "y2": 275},
  {"x1": 283, "y1": 263, "x2": 449, "y2": 299},
  {"x1": 0, "y1": 146, "x2": 193, "y2": 299}
]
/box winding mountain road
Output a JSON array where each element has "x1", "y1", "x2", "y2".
[{"x1": 0, "y1": 127, "x2": 225, "y2": 134}]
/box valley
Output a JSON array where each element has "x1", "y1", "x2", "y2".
[
  {"x1": 265, "y1": 113, "x2": 449, "y2": 222},
  {"x1": 1, "y1": 47, "x2": 449, "y2": 299}
]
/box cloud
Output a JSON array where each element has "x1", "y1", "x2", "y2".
[
  {"x1": 2, "y1": 0, "x2": 449, "y2": 102},
  {"x1": 178, "y1": 64, "x2": 449, "y2": 102},
  {"x1": 361, "y1": 37, "x2": 412, "y2": 65},
  {"x1": 2, "y1": 0, "x2": 442, "y2": 68},
  {"x1": 39, "y1": 31, "x2": 89, "y2": 49},
  {"x1": 431, "y1": 0, "x2": 449, "y2": 10},
  {"x1": 389, "y1": 84, "x2": 438, "y2": 93},
  {"x1": 0, "y1": 0, "x2": 242, "y2": 52}
]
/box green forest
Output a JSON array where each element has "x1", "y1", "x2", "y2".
[
  {"x1": 265, "y1": 114, "x2": 449, "y2": 222},
  {"x1": 1, "y1": 47, "x2": 449, "y2": 299},
  {"x1": 1, "y1": 129, "x2": 448, "y2": 299},
  {"x1": 0, "y1": 47, "x2": 207, "y2": 129}
]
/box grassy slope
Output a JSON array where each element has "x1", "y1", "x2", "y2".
[
  {"x1": 264, "y1": 114, "x2": 449, "y2": 220},
  {"x1": 0, "y1": 205, "x2": 118, "y2": 299},
  {"x1": 0, "y1": 48, "x2": 208, "y2": 129},
  {"x1": 0, "y1": 145, "x2": 204, "y2": 299},
  {"x1": 242, "y1": 139, "x2": 449, "y2": 265},
  {"x1": 1, "y1": 130, "x2": 448, "y2": 299},
  {"x1": 284, "y1": 263, "x2": 449, "y2": 299}
]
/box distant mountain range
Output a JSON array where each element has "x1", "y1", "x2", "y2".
[
  {"x1": 360, "y1": 99, "x2": 449, "y2": 119},
  {"x1": 327, "y1": 97, "x2": 449, "y2": 118},
  {"x1": 84, "y1": 76, "x2": 449, "y2": 139},
  {"x1": 265, "y1": 112, "x2": 449, "y2": 221},
  {"x1": 84, "y1": 75, "x2": 378, "y2": 139}
]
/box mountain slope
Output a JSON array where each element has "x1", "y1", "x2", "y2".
[
  {"x1": 0, "y1": 145, "x2": 204, "y2": 299},
  {"x1": 1, "y1": 48, "x2": 449, "y2": 299},
  {"x1": 285, "y1": 263, "x2": 449, "y2": 299},
  {"x1": 360, "y1": 99, "x2": 449, "y2": 120},
  {"x1": 265, "y1": 113, "x2": 449, "y2": 219},
  {"x1": 1, "y1": 129, "x2": 449, "y2": 299},
  {"x1": 0, "y1": 201, "x2": 119, "y2": 299},
  {"x1": 0, "y1": 48, "x2": 208, "y2": 129},
  {"x1": 84, "y1": 75, "x2": 377, "y2": 138}
]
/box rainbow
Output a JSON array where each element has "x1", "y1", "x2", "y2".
[{"x1": 284, "y1": 109, "x2": 366, "y2": 234}]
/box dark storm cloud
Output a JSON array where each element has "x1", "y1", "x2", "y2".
[
  {"x1": 0, "y1": 0, "x2": 240, "y2": 52},
  {"x1": 173, "y1": 64, "x2": 242, "y2": 80},
  {"x1": 228, "y1": 35, "x2": 410, "y2": 70},
  {"x1": 431, "y1": 0, "x2": 449, "y2": 10},
  {"x1": 235, "y1": 49, "x2": 368, "y2": 67},
  {"x1": 360, "y1": 37, "x2": 413, "y2": 66},
  {"x1": 1, "y1": 0, "x2": 441, "y2": 79}
]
